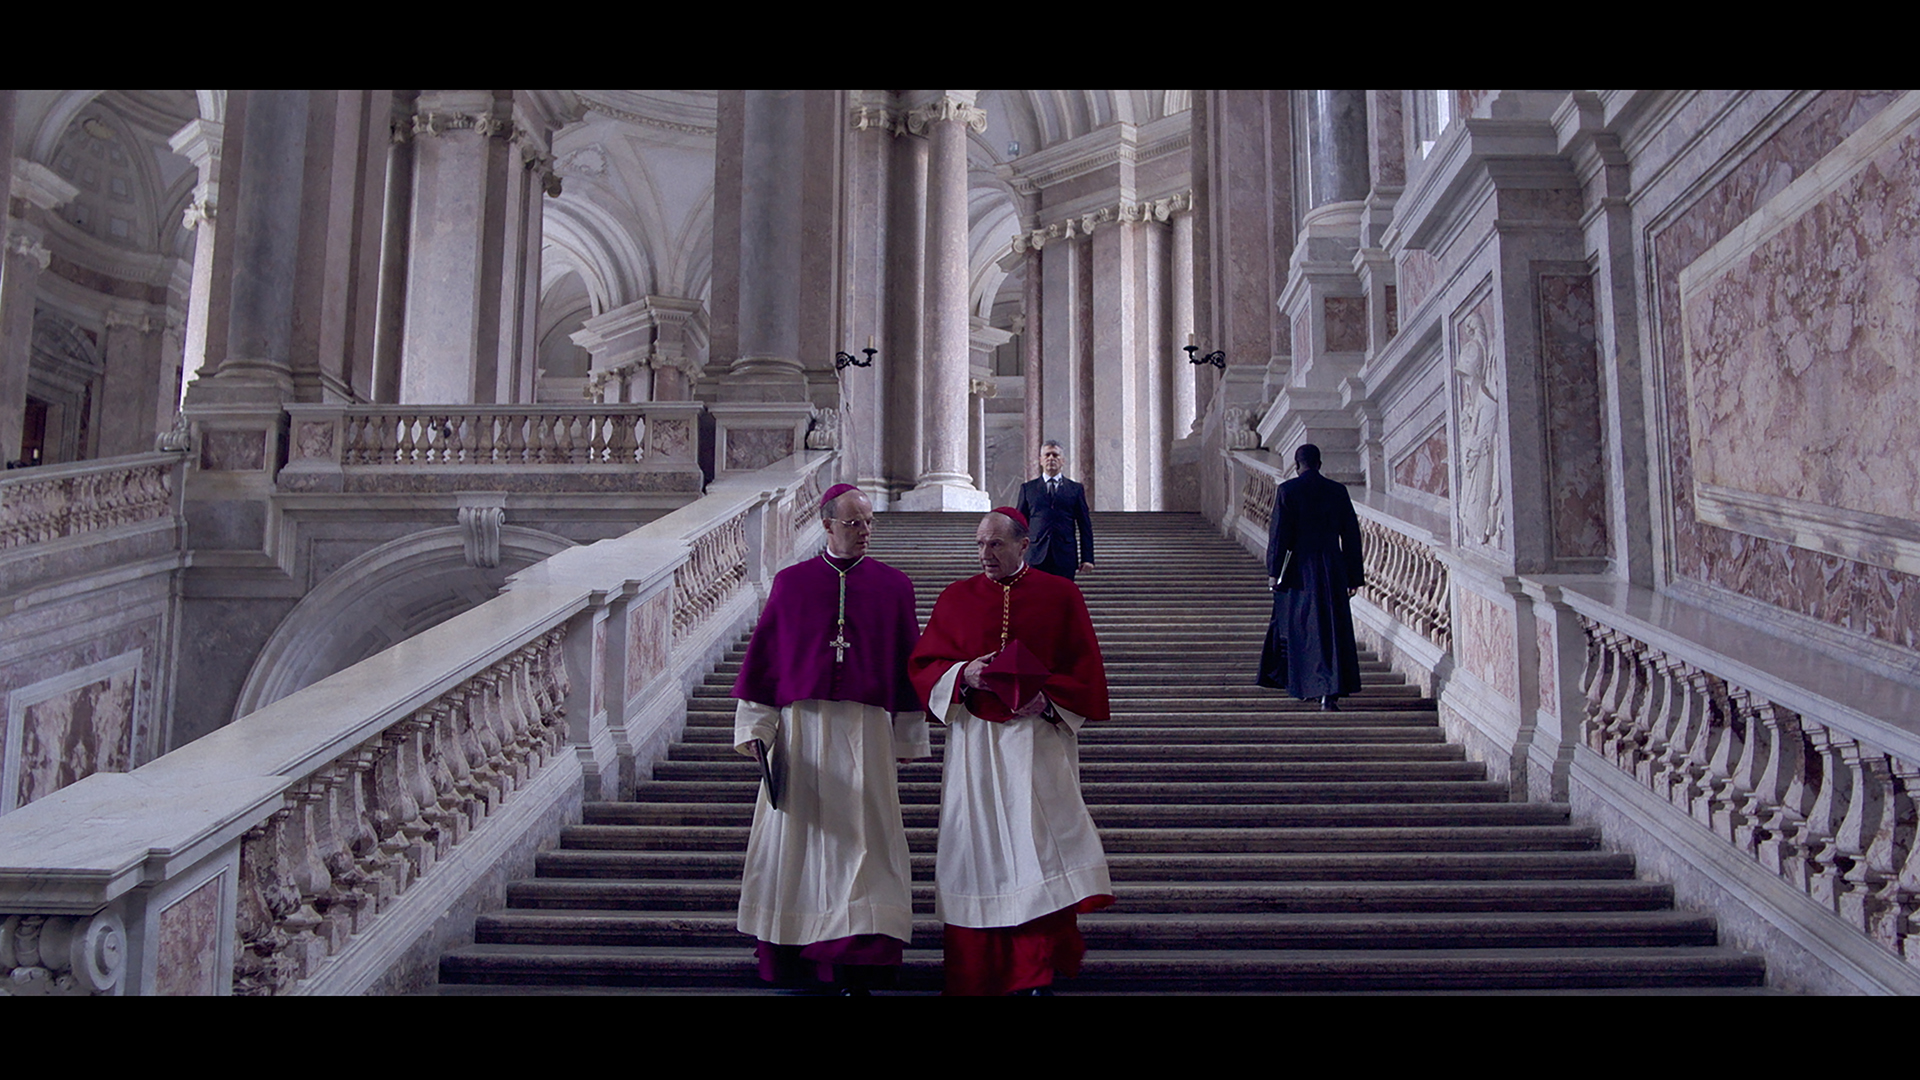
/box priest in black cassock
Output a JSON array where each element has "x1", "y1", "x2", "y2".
[
  {"x1": 1259, "y1": 444, "x2": 1365, "y2": 710},
  {"x1": 731, "y1": 482, "x2": 928, "y2": 994}
]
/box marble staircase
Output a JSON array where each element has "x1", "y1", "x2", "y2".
[{"x1": 436, "y1": 511, "x2": 1768, "y2": 993}]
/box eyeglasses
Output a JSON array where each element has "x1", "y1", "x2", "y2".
[{"x1": 830, "y1": 518, "x2": 874, "y2": 530}]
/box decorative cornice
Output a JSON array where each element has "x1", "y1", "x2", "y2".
[
  {"x1": 1008, "y1": 191, "x2": 1198, "y2": 253},
  {"x1": 580, "y1": 100, "x2": 717, "y2": 137},
  {"x1": 905, "y1": 96, "x2": 987, "y2": 137},
  {"x1": 409, "y1": 111, "x2": 523, "y2": 142},
  {"x1": 5, "y1": 233, "x2": 52, "y2": 270}
]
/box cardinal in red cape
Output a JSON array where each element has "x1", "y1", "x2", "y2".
[{"x1": 908, "y1": 506, "x2": 1114, "y2": 995}]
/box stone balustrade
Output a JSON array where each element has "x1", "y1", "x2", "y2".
[
  {"x1": 0, "y1": 454, "x2": 181, "y2": 550},
  {"x1": 1575, "y1": 612, "x2": 1920, "y2": 967},
  {"x1": 0, "y1": 450, "x2": 838, "y2": 995},
  {"x1": 279, "y1": 403, "x2": 706, "y2": 494}
]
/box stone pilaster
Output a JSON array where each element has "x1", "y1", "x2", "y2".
[
  {"x1": 2, "y1": 161, "x2": 76, "y2": 463},
  {"x1": 897, "y1": 92, "x2": 988, "y2": 512},
  {"x1": 842, "y1": 91, "x2": 895, "y2": 502},
  {"x1": 968, "y1": 318, "x2": 1011, "y2": 497},
  {"x1": 168, "y1": 118, "x2": 223, "y2": 398},
  {"x1": 573, "y1": 296, "x2": 709, "y2": 403},
  {"x1": 883, "y1": 119, "x2": 927, "y2": 504}
]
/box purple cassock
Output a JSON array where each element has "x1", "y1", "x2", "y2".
[{"x1": 731, "y1": 553, "x2": 924, "y2": 713}]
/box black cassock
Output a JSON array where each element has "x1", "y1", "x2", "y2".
[{"x1": 1258, "y1": 469, "x2": 1365, "y2": 699}]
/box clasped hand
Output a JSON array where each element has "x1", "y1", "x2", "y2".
[{"x1": 962, "y1": 652, "x2": 1049, "y2": 717}]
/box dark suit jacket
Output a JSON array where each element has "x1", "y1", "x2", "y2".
[{"x1": 1018, "y1": 475, "x2": 1094, "y2": 579}]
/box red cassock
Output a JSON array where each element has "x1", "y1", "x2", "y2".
[{"x1": 908, "y1": 566, "x2": 1114, "y2": 995}]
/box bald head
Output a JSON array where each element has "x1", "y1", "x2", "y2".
[{"x1": 822, "y1": 489, "x2": 874, "y2": 559}]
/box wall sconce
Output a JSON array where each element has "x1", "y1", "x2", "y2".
[
  {"x1": 1183, "y1": 335, "x2": 1225, "y2": 369},
  {"x1": 835, "y1": 336, "x2": 878, "y2": 371}
]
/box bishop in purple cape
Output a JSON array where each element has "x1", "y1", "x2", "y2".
[{"x1": 730, "y1": 482, "x2": 928, "y2": 993}]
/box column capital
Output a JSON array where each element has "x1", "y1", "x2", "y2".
[
  {"x1": 905, "y1": 94, "x2": 987, "y2": 137},
  {"x1": 4, "y1": 232, "x2": 51, "y2": 270},
  {"x1": 167, "y1": 118, "x2": 225, "y2": 173}
]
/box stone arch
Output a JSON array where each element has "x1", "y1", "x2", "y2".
[{"x1": 232, "y1": 525, "x2": 575, "y2": 720}]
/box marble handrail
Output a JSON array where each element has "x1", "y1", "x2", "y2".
[
  {"x1": 0, "y1": 450, "x2": 839, "y2": 995},
  {"x1": 1573, "y1": 604, "x2": 1920, "y2": 969},
  {"x1": 333, "y1": 405, "x2": 681, "y2": 466},
  {"x1": 0, "y1": 453, "x2": 183, "y2": 550}
]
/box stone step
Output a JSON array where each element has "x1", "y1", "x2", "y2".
[
  {"x1": 558, "y1": 824, "x2": 1605, "y2": 855},
  {"x1": 529, "y1": 849, "x2": 1638, "y2": 882},
  {"x1": 582, "y1": 801, "x2": 1578, "y2": 829},
  {"x1": 501, "y1": 878, "x2": 1677, "y2": 914},
  {"x1": 658, "y1": 741, "x2": 1470, "y2": 764},
  {"x1": 472, "y1": 908, "x2": 1718, "y2": 951},
  {"x1": 626, "y1": 779, "x2": 1514, "y2": 805},
  {"x1": 648, "y1": 759, "x2": 1490, "y2": 783}
]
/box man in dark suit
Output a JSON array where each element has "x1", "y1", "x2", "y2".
[
  {"x1": 1016, "y1": 440, "x2": 1095, "y2": 581},
  {"x1": 1259, "y1": 443, "x2": 1364, "y2": 710}
]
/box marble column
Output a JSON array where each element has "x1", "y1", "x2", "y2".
[
  {"x1": 398, "y1": 90, "x2": 549, "y2": 405},
  {"x1": 2, "y1": 161, "x2": 76, "y2": 463},
  {"x1": 370, "y1": 92, "x2": 415, "y2": 404},
  {"x1": 730, "y1": 89, "x2": 805, "y2": 390},
  {"x1": 206, "y1": 88, "x2": 309, "y2": 398},
  {"x1": 97, "y1": 309, "x2": 178, "y2": 457},
  {"x1": 884, "y1": 125, "x2": 927, "y2": 501},
  {"x1": 844, "y1": 92, "x2": 895, "y2": 503},
  {"x1": 1021, "y1": 246, "x2": 1043, "y2": 463},
  {"x1": 168, "y1": 118, "x2": 223, "y2": 404},
  {"x1": 969, "y1": 318, "x2": 1010, "y2": 499},
  {"x1": 897, "y1": 92, "x2": 988, "y2": 512}
]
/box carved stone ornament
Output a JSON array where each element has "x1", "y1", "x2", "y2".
[
  {"x1": 850, "y1": 105, "x2": 904, "y2": 134},
  {"x1": 0, "y1": 910, "x2": 127, "y2": 995},
  {"x1": 181, "y1": 196, "x2": 216, "y2": 231},
  {"x1": 1223, "y1": 405, "x2": 1261, "y2": 450},
  {"x1": 156, "y1": 411, "x2": 193, "y2": 453},
  {"x1": 412, "y1": 111, "x2": 523, "y2": 142},
  {"x1": 5, "y1": 233, "x2": 52, "y2": 270},
  {"x1": 805, "y1": 405, "x2": 840, "y2": 451},
  {"x1": 905, "y1": 96, "x2": 988, "y2": 137},
  {"x1": 459, "y1": 504, "x2": 505, "y2": 569}
]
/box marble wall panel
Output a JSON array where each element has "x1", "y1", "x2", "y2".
[
  {"x1": 1391, "y1": 425, "x2": 1450, "y2": 499},
  {"x1": 1536, "y1": 616, "x2": 1557, "y2": 714},
  {"x1": 726, "y1": 429, "x2": 793, "y2": 471},
  {"x1": 1326, "y1": 296, "x2": 1367, "y2": 353},
  {"x1": 1384, "y1": 285, "x2": 1399, "y2": 341},
  {"x1": 1681, "y1": 122, "x2": 1920, "y2": 525},
  {"x1": 1651, "y1": 89, "x2": 1917, "y2": 652},
  {"x1": 1455, "y1": 587, "x2": 1517, "y2": 702},
  {"x1": 625, "y1": 591, "x2": 671, "y2": 704},
  {"x1": 4, "y1": 653, "x2": 139, "y2": 811},
  {"x1": 1399, "y1": 250, "x2": 1439, "y2": 315},
  {"x1": 1291, "y1": 307, "x2": 1311, "y2": 366},
  {"x1": 155, "y1": 873, "x2": 223, "y2": 996},
  {"x1": 1539, "y1": 272, "x2": 1610, "y2": 560},
  {"x1": 649, "y1": 417, "x2": 693, "y2": 460},
  {"x1": 292, "y1": 421, "x2": 335, "y2": 462},
  {"x1": 199, "y1": 430, "x2": 265, "y2": 471}
]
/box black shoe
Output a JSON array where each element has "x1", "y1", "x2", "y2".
[
  {"x1": 1320, "y1": 696, "x2": 1340, "y2": 711},
  {"x1": 837, "y1": 986, "x2": 871, "y2": 996}
]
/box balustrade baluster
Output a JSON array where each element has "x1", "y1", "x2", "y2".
[
  {"x1": 343, "y1": 745, "x2": 396, "y2": 917},
  {"x1": 317, "y1": 763, "x2": 376, "y2": 936},
  {"x1": 1835, "y1": 744, "x2": 1895, "y2": 933},
  {"x1": 429, "y1": 699, "x2": 477, "y2": 843},
  {"x1": 1750, "y1": 702, "x2": 1810, "y2": 875},
  {"x1": 232, "y1": 810, "x2": 299, "y2": 996},
  {"x1": 1801, "y1": 727, "x2": 1852, "y2": 906},
  {"x1": 280, "y1": 784, "x2": 335, "y2": 976},
  {"x1": 369, "y1": 727, "x2": 418, "y2": 895},
  {"x1": 1710, "y1": 681, "x2": 1761, "y2": 841}
]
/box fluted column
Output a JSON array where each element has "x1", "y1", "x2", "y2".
[
  {"x1": 897, "y1": 92, "x2": 988, "y2": 512},
  {"x1": 1171, "y1": 209, "x2": 1198, "y2": 437}
]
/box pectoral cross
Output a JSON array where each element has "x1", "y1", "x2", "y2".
[{"x1": 828, "y1": 630, "x2": 851, "y2": 663}]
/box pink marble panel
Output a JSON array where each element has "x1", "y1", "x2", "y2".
[
  {"x1": 1682, "y1": 126, "x2": 1920, "y2": 522},
  {"x1": 155, "y1": 873, "x2": 223, "y2": 996},
  {"x1": 1652, "y1": 90, "x2": 1916, "y2": 652},
  {"x1": 1326, "y1": 296, "x2": 1367, "y2": 353},
  {"x1": 1384, "y1": 285, "x2": 1399, "y2": 341},
  {"x1": 199, "y1": 430, "x2": 265, "y2": 471},
  {"x1": 1537, "y1": 617, "x2": 1557, "y2": 714},
  {"x1": 1456, "y1": 90, "x2": 1494, "y2": 118},
  {"x1": 649, "y1": 418, "x2": 692, "y2": 460},
  {"x1": 1538, "y1": 273, "x2": 1610, "y2": 559},
  {"x1": 12, "y1": 666, "x2": 137, "y2": 808},
  {"x1": 625, "y1": 592, "x2": 672, "y2": 704},
  {"x1": 293, "y1": 421, "x2": 334, "y2": 462},
  {"x1": 1455, "y1": 588, "x2": 1517, "y2": 702},
  {"x1": 1391, "y1": 426, "x2": 1450, "y2": 499},
  {"x1": 726, "y1": 429, "x2": 793, "y2": 471},
  {"x1": 1399, "y1": 250, "x2": 1439, "y2": 316}
]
